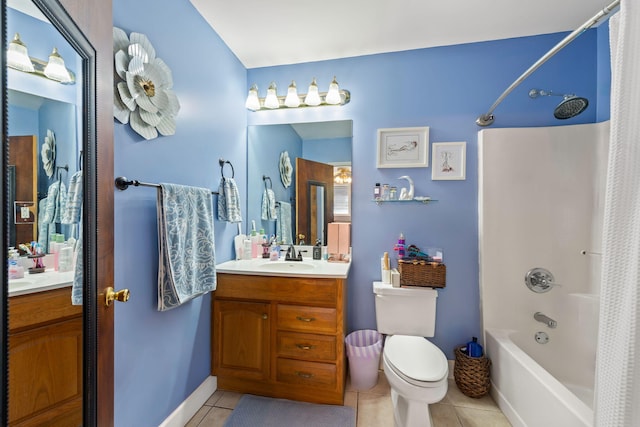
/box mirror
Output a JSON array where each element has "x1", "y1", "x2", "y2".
[
  {"x1": 247, "y1": 120, "x2": 352, "y2": 246},
  {"x1": 4, "y1": 0, "x2": 98, "y2": 424}
]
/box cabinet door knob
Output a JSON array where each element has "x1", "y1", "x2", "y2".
[
  {"x1": 262, "y1": 313, "x2": 268, "y2": 320},
  {"x1": 296, "y1": 316, "x2": 315, "y2": 322},
  {"x1": 296, "y1": 344, "x2": 315, "y2": 350}
]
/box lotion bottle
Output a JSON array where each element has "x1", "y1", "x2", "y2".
[{"x1": 250, "y1": 220, "x2": 259, "y2": 258}]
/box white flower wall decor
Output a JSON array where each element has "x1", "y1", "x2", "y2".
[{"x1": 113, "y1": 27, "x2": 180, "y2": 140}]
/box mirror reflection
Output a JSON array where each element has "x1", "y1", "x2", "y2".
[
  {"x1": 247, "y1": 120, "x2": 352, "y2": 246},
  {"x1": 6, "y1": 0, "x2": 84, "y2": 424}
]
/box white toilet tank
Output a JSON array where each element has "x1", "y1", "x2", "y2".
[{"x1": 373, "y1": 282, "x2": 438, "y2": 337}]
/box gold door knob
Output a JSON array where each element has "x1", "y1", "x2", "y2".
[{"x1": 105, "y1": 287, "x2": 130, "y2": 307}]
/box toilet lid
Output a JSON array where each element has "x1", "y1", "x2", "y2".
[{"x1": 384, "y1": 335, "x2": 448, "y2": 382}]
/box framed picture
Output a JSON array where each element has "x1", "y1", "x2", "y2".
[
  {"x1": 376, "y1": 127, "x2": 429, "y2": 168},
  {"x1": 432, "y1": 142, "x2": 466, "y2": 180}
]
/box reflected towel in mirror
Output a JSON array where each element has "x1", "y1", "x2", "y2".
[
  {"x1": 261, "y1": 188, "x2": 277, "y2": 221},
  {"x1": 276, "y1": 201, "x2": 293, "y2": 244},
  {"x1": 157, "y1": 183, "x2": 217, "y2": 311}
]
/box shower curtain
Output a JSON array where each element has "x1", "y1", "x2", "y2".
[{"x1": 594, "y1": 2, "x2": 640, "y2": 425}]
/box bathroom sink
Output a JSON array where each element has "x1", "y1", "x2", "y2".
[{"x1": 259, "y1": 262, "x2": 316, "y2": 271}]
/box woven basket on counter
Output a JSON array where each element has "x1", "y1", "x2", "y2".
[
  {"x1": 453, "y1": 345, "x2": 491, "y2": 398},
  {"x1": 398, "y1": 259, "x2": 446, "y2": 287}
]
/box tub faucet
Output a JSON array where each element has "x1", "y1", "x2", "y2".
[{"x1": 534, "y1": 312, "x2": 557, "y2": 328}]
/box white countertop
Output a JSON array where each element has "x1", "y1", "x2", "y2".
[
  {"x1": 216, "y1": 257, "x2": 351, "y2": 279},
  {"x1": 9, "y1": 269, "x2": 74, "y2": 297}
]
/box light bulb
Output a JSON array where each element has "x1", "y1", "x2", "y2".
[
  {"x1": 284, "y1": 81, "x2": 300, "y2": 108},
  {"x1": 325, "y1": 76, "x2": 341, "y2": 105},
  {"x1": 245, "y1": 84, "x2": 261, "y2": 111},
  {"x1": 304, "y1": 77, "x2": 321, "y2": 106},
  {"x1": 44, "y1": 47, "x2": 71, "y2": 83},
  {"x1": 7, "y1": 33, "x2": 35, "y2": 72},
  {"x1": 264, "y1": 82, "x2": 280, "y2": 109}
]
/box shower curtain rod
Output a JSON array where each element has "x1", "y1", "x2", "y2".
[{"x1": 476, "y1": 0, "x2": 620, "y2": 127}]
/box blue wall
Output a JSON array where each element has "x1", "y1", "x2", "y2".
[
  {"x1": 112, "y1": 0, "x2": 246, "y2": 425},
  {"x1": 302, "y1": 137, "x2": 352, "y2": 163},
  {"x1": 109, "y1": 0, "x2": 608, "y2": 419},
  {"x1": 247, "y1": 31, "x2": 601, "y2": 363}
]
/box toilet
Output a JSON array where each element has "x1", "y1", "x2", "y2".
[{"x1": 373, "y1": 281, "x2": 448, "y2": 427}]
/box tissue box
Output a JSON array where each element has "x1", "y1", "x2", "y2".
[{"x1": 398, "y1": 259, "x2": 446, "y2": 288}]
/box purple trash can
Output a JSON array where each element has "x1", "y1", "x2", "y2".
[{"x1": 345, "y1": 329, "x2": 383, "y2": 390}]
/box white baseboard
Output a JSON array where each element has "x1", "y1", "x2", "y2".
[{"x1": 159, "y1": 376, "x2": 217, "y2": 427}]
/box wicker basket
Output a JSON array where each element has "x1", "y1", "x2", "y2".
[
  {"x1": 398, "y1": 259, "x2": 446, "y2": 287},
  {"x1": 453, "y1": 345, "x2": 491, "y2": 398}
]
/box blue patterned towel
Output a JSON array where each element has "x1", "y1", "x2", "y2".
[
  {"x1": 71, "y1": 231, "x2": 83, "y2": 305},
  {"x1": 37, "y1": 198, "x2": 51, "y2": 253},
  {"x1": 261, "y1": 188, "x2": 277, "y2": 221},
  {"x1": 157, "y1": 184, "x2": 217, "y2": 311},
  {"x1": 41, "y1": 180, "x2": 67, "y2": 224},
  {"x1": 276, "y1": 201, "x2": 293, "y2": 244},
  {"x1": 217, "y1": 177, "x2": 243, "y2": 223},
  {"x1": 62, "y1": 170, "x2": 82, "y2": 224}
]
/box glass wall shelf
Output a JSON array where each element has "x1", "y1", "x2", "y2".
[{"x1": 373, "y1": 197, "x2": 437, "y2": 205}]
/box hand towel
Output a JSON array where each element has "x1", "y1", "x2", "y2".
[
  {"x1": 41, "y1": 180, "x2": 67, "y2": 224},
  {"x1": 62, "y1": 170, "x2": 83, "y2": 224},
  {"x1": 261, "y1": 188, "x2": 277, "y2": 221},
  {"x1": 217, "y1": 177, "x2": 242, "y2": 223},
  {"x1": 276, "y1": 201, "x2": 293, "y2": 244},
  {"x1": 157, "y1": 183, "x2": 216, "y2": 311},
  {"x1": 71, "y1": 231, "x2": 83, "y2": 305},
  {"x1": 37, "y1": 198, "x2": 51, "y2": 253}
]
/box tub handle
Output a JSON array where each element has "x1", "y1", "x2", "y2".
[{"x1": 525, "y1": 268, "x2": 560, "y2": 293}]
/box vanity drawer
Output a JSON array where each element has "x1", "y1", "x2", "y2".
[
  {"x1": 277, "y1": 305, "x2": 337, "y2": 334},
  {"x1": 277, "y1": 358, "x2": 337, "y2": 388},
  {"x1": 276, "y1": 331, "x2": 336, "y2": 361}
]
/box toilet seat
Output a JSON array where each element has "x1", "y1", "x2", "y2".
[{"x1": 384, "y1": 335, "x2": 448, "y2": 387}]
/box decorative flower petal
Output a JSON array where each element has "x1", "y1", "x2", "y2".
[
  {"x1": 129, "y1": 33, "x2": 156, "y2": 62},
  {"x1": 128, "y1": 43, "x2": 149, "y2": 63},
  {"x1": 117, "y1": 82, "x2": 136, "y2": 111},
  {"x1": 141, "y1": 62, "x2": 169, "y2": 90},
  {"x1": 149, "y1": 89, "x2": 169, "y2": 111},
  {"x1": 151, "y1": 58, "x2": 173, "y2": 89},
  {"x1": 114, "y1": 86, "x2": 131, "y2": 124},
  {"x1": 128, "y1": 55, "x2": 145, "y2": 76},
  {"x1": 139, "y1": 108, "x2": 162, "y2": 127},
  {"x1": 113, "y1": 27, "x2": 130, "y2": 54},
  {"x1": 156, "y1": 114, "x2": 176, "y2": 136},
  {"x1": 133, "y1": 90, "x2": 159, "y2": 114},
  {"x1": 130, "y1": 109, "x2": 158, "y2": 140},
  {"x1": 114, "y1": 50, "x2": 130, "y2": 81},
  {"x1": 164, "y1": 91, "x2": 181, "y2": 116}
]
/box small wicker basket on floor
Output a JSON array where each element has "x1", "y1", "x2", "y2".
[{"x1": 453, "y1": 345, "x2": 491, "y2": 398}]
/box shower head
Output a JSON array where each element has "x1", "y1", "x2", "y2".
[
  {"x1": 528, "y1": 89, "x2": 589, "y2": 120},
  {"x1": 553, "y1": 95, "x2": 589, "y2": 119}
]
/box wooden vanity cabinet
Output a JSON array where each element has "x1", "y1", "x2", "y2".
[
  {"x1": 8, "y1": 287, "x2": 82, "y2": 426},
  {"x1": 212, "y1": 274, "x2": 347, "y2": 405}
]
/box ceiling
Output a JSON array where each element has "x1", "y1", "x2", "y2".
[{"x1": 190, "y1": 0, "x2": 615, "y2": 69}]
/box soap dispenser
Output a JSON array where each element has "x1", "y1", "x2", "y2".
[{"x1": 313, "y1": 240, "x2": 322, "y2": 260}]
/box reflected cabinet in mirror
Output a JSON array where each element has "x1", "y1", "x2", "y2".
[
  {"x1": 3, "y1": 0, "x2": 99, "y2": 425},
  {"x1": 247, "y1": 120, "x2": 352, "y2": 246}
]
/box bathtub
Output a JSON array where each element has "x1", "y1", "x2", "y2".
[{"x1": 485, "y1": 328, "x2": 593, "y2": 427}]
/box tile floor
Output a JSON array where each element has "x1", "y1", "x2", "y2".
[{"x1": 185, "y1": 372, "x2": 512, "y2": 427}]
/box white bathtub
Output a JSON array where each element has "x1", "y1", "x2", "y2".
[{"x1": 486, "y1": 328, "x2": 593, "y2": 427}]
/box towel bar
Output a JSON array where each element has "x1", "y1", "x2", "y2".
[{"x1": 114, "y1": 176, "x2": 219, "y2": 195}]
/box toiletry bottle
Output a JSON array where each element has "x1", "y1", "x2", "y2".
[
  {"x1": 466, "y1": 337, "x2": 483, "y2": 357},
  {"x1": 394, "y1": 233, "x2": 406, "y2": 259},
  {"x1": 243, "y1": 237, "x2": 252, "y2": 260},
  {"x1": 374, "y1": 183, "x2": 381, "y2": 199},
  {"x1": 250, "y1": 231, "x2": 259, "y2": 258}
]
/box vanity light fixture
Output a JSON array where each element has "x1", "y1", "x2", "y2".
[
  {"x1": 7, "y1": 33, "x2": 35, "y2": 72},
  {"x1": 245, "y1": 76, "x2": 350, "y2": 111},
  {"x1": 43, "y1": 47, "x2": 72, "y2": 83},
  {"x1": 6, "y1": 33, "x2": 76, "y2": 84}
]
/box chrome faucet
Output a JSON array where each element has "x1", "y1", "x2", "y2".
[{"x1": 534, "y1": 312, "x2": 557, "y2": 328}]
